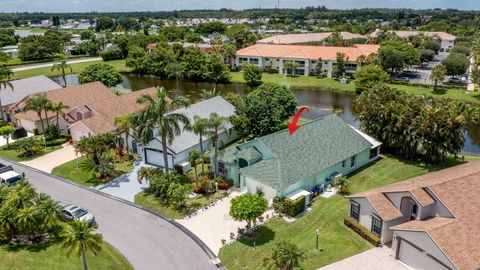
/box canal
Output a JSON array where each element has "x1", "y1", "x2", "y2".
[{"x1": 51, "y1": 73, "x2": 480, "y2": 154}]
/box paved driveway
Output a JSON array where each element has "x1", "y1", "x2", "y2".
[
  {"x1": 21, "y1": 144, "x2": 78, "y2": 173},
  {"x1": 0, "y1": 157, "x2": 219, "y2": 270},
  {"x1": 93, "y1": 162, "x2": 149, "y2": 202},
  {"x1": 318, "y1": 245, "x2": 407, "y2": 270}
]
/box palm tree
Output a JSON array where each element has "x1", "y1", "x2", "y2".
[
  {"x1": 136, "y1": 87, "x2": 190, "y2": 172},
  {"x1": 189, "y1": 149, "x2": 201, "y2": 187},
  {"x1": 207, "y1": 113, "x2": 230, "y2": 181},
  {"x1": 23, "y1": 95, "x2": 48, "y2": 133},
  {"x1": 34, "y1": 193, "x2": 62, "y2": 235},
  {"x1": 269, "y1": 240, "x2": 306, "y2": 270},
  {"x1": 0, "y1": 65, "x2": 13, "y2": 121},
  {"x1": 61, "y1": 220, "x2": 103, "y2": 270},
  {"x1": 185, "y1": 116, "x2": 209, "y2": 174},
  {"x1": 200, "y1": 88, "x2": 218, "y2": 100},
  {"x1": 165, "y1": 62, "x2": 183, "y2": 95},
  {"x1": 51, "y1": 59, "x2": 72, "y2": 87},
  {"x1": 114, "y1": 113, "x2": 134, "y2": 156},
  {"x1": 50, "y1": 101, "x2": 69, "y2": 130}
]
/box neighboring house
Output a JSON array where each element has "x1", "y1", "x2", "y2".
[
  {"x1": 347, "y1": 162, "x2": 480, "y2": 270},
  {"x1": 370, "y1": 29, "x2": 456, "y2": 52},
  {"x1": 139, "y1": 96, "x2": 237, "y2": 169},
  {"x1": 1, "y1": 76, "x2": 62, "y2": 121},
  {"x1": 256, "y1": 32, "x2": 369, "y2": 45},
  {"x1": 8, "y1": 81, "x2": 157, "y2": 141},
  {"x1": 214, "y1": 114, "x2": 381, "y2": 201},
  {"x1": 234, "y1": 43, "x2": 379, "y2": 77}
]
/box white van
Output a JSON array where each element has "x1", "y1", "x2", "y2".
[{"x1": 0, "y1": 171, "x2": 23, "y2": 184}]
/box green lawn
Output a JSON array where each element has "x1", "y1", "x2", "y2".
[
  {"x1": 0, "y1": 145, "x2": 62, "y2": 162},
  {"x1": 51, "y1": 156, "x2": 134, "y2": 187},
  {"x1": 0, "y1": 239, "x2": 132, "y2": 270},
  {"x1": 135, "y1": 190, "x2": 228, "y2": 219},
  {"x1": 218, "y1": 155, "x2": 474, "y2": 270},
  {"x1": 12, "y1": 60, "x2": 130, "y2": 80},
  {"x1": 231, "y1": 71, "x2": 479, "y2": 103}
]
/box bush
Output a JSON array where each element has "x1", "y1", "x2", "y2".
[
  {"x1": 217, "y1": 178, "x2": 233, "y2": 190},
  {"x1": 344, "y1": 216, "x2": 381, "y2": 246},
  {"x1": 263, "y1": 67, "x2": 278, "y2": 74},
  {"x1": 44, "y1": 125, "x2": 60, "y2": 141},
  {"x1": 390, "y1": 80, "x2": 467, "y2": 90},
  {"x1": 45, "y1": 136, "x2": 69, "y2": 147},
  {"x1": 11, "y1": 127, "x2": 27, "y2": 140},
  {"x1": 100, "y1": 48, "x2": 124, "y2": 61},
  {"x1": 273, "y1": 196, "x2": 306, "y2": 217}
]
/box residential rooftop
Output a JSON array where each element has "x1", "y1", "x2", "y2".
[
  {"x1": 2, "y1": 76, "x2": 62, "y2": 107},
  {"x1": 257, "y1": 32, "x2": 368, "y2": 44},
  {"x1": 236, "y1": 43, "x2": 379, "y2": 61}
]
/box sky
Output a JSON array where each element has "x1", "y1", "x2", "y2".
[{"x1": 0, "y1": 0, "x2": 479, "y2": 13}]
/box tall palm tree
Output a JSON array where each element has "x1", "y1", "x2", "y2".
[
  {"x1": 61, "y1": 220, "x2": 103, "y2": 270},
  {"x1": 185, "y1": 116, "x2": 209, "y2": 174},
  {"x1": 114, "y1": 113, "x2": 134, "y2": 156},
  {"x1": 207, "y1": 113, "x2": 230, "y2": 181},
  {"x1": 23, "y1": 95, "x2": 48, "y2": 133},
  {"x1": 0, "y1": 65, "x2": 13, "y2": 121},
  {"x1": 200, "y1": 88, "x2": 218, "y2": 100},
  {"x1": 51, "y1": 59, "x2": 72, "y2": 87},
  {"x1": 189, "y1": 149, "x2": 201, "y2": 187},
  {"x1": 136, "y1": 87, "x2": 190, "y2": 172},
  {"x1": 34, "y1": 193, "x2": 62, "y2": 235},
  {"x1": 50, "y1": 101, "x2": 69, "y2": 130}
]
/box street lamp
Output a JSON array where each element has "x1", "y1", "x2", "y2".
[{"x1": 315, "y1": 229, "x2": 320, "y2": 250}]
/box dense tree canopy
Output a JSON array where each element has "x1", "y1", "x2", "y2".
[
  {"x1": 353, "y1": 65, "x2": 390, "y2": 93},
  {"x1": 441, "y1": 52, "x2": 469, "y2": 76},
  {"x1": 230, "y1": 194, "x2": 268, "y2": 229},
  {"x1": 378, "y1": 40, "x2": 419, "y2": 73},
  {"x1": 78, "y1": 63, "x2": 123, "y2": 87}
]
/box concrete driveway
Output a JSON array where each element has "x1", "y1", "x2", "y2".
[
  {"x1": 21, "y1": 143, "x2": 78, "y2": 173},
  {"x1": 0, "y1": 157, "x2": 219, "y2": 270},
  {"x1": 93, "y1": 162, "x2": 149, "y2": 202},
  {"x1": 318, "y1": 245, "x2": 407, "y2": 270}
]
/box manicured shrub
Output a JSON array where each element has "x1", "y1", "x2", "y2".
[
  {"x1": 344, "y1": 216, "x2": 381, "y2": 246},
  {"x1": 217, "y1": 178, "x2": 233, "y2": 190},
  {"x1": 273, "y1": 196, "x2": 306, "y2": 217},
  {"x1": 44, "y1": 125, "x2": 60, "y2": 141}
]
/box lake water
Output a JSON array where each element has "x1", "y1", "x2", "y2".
[
  {"x1": 50, "y1": 73, "x2": 480, "y2": 155},
  {"x1": 14, "y1": 30, "x2": 44, "y2": 38}
]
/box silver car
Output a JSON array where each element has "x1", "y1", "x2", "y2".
[{"x1": 62, "y1": 204, "x2": 95, "y2": 225}]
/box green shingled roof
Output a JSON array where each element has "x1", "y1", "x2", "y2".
[
  {"x1": 240, "y1": 114, "x2": 373, "y2": 190},
  {"x1": 236, "y1": 147, "x2": 262, "y2": 163}
]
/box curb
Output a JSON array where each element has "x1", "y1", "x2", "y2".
[{"x1": 0, "y1": 157, "x2": 225, "y2": 270}]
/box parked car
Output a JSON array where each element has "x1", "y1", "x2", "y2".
[
  {"x1": 62, "y1": 204, "x2": 95, "y2": 225},
  {"x1": 448, "y1": 77, "x2": 466, "y2": 84},
  {"x1": 0, "y1": 170, "x2": 23, "y2": 184},
  {"x1": 393, "y1": 76, "x2": 410, "y2": 82}
]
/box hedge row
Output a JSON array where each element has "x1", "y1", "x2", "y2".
[
  {"x1": 344, "y1": 216, "x2": 381, "y2": 246},
  {"x1": 273, "y1": 196, "x2": 306, "y2": 217},
  {"x1": 390, "y1": 80, "x2": 467, "y2": 90}
]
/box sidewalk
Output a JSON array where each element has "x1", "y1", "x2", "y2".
[{"x1": 11, "y1": 57, "x2": 102, "y2": 72}]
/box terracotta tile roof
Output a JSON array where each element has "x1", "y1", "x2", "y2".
[
  {"x1": 351, "y1": 161, "x2": 480, "y2": 270},
  {"x1": 257, "y1": 32, "x2": 368, "y2": 44},
  {"x1": 369, "y1": 29, "x2": 456, "y2": 41},
  {"x1": 236, "y1": 43, "x2": 379, "y2": 61},
  {"x1": 10, "y1": 82, "x2": 117, "y2": 122}
]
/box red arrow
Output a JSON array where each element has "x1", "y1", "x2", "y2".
[{"x1": 288, "y1": 106, "x2": 310, "y2": 135}]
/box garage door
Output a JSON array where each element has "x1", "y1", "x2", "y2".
[
  {"x1": 145, "y1": 149, "x2": 173, "y2": 168},
  {"x1": 398, "y1": 239, "x2": 450, "y2": 270}
]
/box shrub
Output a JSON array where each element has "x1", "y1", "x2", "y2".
[
  {"x1": 44, "y1": 125, "x2": 60, "y2": 141},
  {"x1": 11, "y1": 127, "x2": 27, "y2": 140},
  {"x1": 100, "y1": 48, "x2": 124, "y2": 61},
  {"x1": 45, "y1": 136, "x2": 69, "y2": 147},
  {"x1": 273, "y1": 196, "x2": 306, "y2": 217},
  {"x1": 390, "y1": 80, "x2": 467, "y2": 90},
  {"x1": 217, "y1": 178, "x2": 233, "y2": 190},
  {"x1": 344, "y1": 216, "x2": 381, "y2": 246}
]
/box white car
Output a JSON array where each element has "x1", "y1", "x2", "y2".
[{"x1": 62, "y1": 204, "x2": 95, "y2": 225}]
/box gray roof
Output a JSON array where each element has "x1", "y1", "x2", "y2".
[
  {"x1": 2, "y1": 76, "x2": 62, "y2": 107},
  {"x1": 159, "y1": 96, "x2": 235, "y2": 154},
  {"x1": 240, "y1": 114, "x2": 374, "y2": 190}
]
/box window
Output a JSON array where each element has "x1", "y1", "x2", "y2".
[
  {"x1": 277, "y1": 58, "x2": 280, "y2": 62},
  {"x1": 410, "y1": 202, "x2": 418, "y2": 221},
  {"x1": 265, "y1": 58, "x2": 270, "y2": 61},
  {"x1": 350, "y1": 201, "x2": 360, "y2": 221},
  {"x1": 371, "y1": 215, "x2": 382, "y2": 236},
  {"x1": 132, "y1": 140, "x2": 138, "y2": 154},
  {"x1": 249, "y1": 58, "x2": 259, "y2": 65},
  {"x1": 239, "y1": 57, "x2": 248, "y2": 63},
  {"x1": 218, "y1": 162, "x2": 227, "y2": 176},
  {"x1": 350, "y1": 155, "x2": 356, "y2": 167},
  {"x1": 369, "y1": 147, "x2": 379, "y2": 159},
  {"x1": 342, "y1": 159, "x2": 346, "y2": 168}
]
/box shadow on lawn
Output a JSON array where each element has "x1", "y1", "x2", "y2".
[
  {"x1": 0, "y1": 238, "x2": 57, "y2": 253},
  {"x1": 237, "y1": 226, "x2": 275, "y2": 247}
]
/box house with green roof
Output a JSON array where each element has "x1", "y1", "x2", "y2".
[{"x1": 213, "y1": 114, "x2": 381, "y2": 200}]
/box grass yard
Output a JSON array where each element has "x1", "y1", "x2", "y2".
[
  {"x1": 135, "y1": 190, "x2": 228, "y2": 219},
  {"x1": 0, "y1": 145, "x2": 62, "y2": 162},
  {"x1": 0, "y1": 239, "x2": 132, "y2": 270},
  {"x1": 51, "y1": 156, "x2": 134, "y2": 187},
  {"x1": 12, "y1": 60, "x2": 130, "y2": 80},
  {"x1": 218, "y1": 155, "x2": 475, "y2": 270},
  {"x1": 231, "y1": 71, "x2": 479, "y2": 103}
]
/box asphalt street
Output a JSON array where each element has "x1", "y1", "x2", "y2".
[{"x1": 0, "y1": 157, "x2": 219, "y2": 270}]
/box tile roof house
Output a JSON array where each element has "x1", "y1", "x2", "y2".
[
  {"x1": 256, "y1": 32, "x2": 369, "y2": 45},
  {"x1": 1, "y1": 76, "x2": 62, "y2": 121},
  {"x1": 214, "y1": 114, "x2": 381, "y2": 201},
  {"x1": 369, "y1": 29, "x2": 456, "y2": 52},
  {"x1": 347, "y1": 162, "x2": 480, "y2": 270},
  {"x1": 139, "y1": 96, "x2": 237, "y2": 170},
  {"x1": 8, "y1": 81, "x2": 157, "y2": 142},
  {"x1": 234, "y1": 43, "x2": 379, "y2": 77}
]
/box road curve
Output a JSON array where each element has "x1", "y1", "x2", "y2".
[{"x1": 0, "y1": 157, "x2": 219, "y2": 270}]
